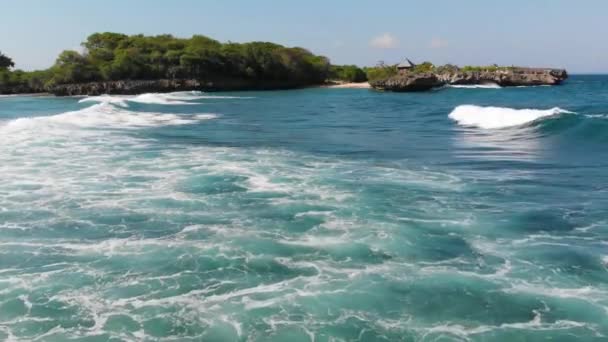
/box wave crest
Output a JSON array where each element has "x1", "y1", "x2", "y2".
[
  {"x1": 79, "y1": 91, "x2": 253, "y2": 106},
  {"x1": 448, "y1": 105, "x2": 572, "y2": 129},
  {"x1": 448, "y1": 84, "x2": 502, "y2": 89},
  {"x1": 2, "y1": 103, "x2": 218, "y2": 131}
]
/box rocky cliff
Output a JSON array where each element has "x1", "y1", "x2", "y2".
[
  {"x1": 49, "y1": 78, "x2": 315, "y2": 96},
  {"x1": 370, "y1": 67, "x2": 568, "y2": 92}
]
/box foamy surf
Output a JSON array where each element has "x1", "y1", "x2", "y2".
[
  {"x1": 79, "y1": 91, "x2": 254, "y2": 106},
  {"x1": 448, "y1": 83, "x2": 502, "y2": 89},
  {"x1": 2, "y1": 83, "x2": 608, "y2": 340},
  {"x1": 1, "y1": 102, "x2": 218, "y2": 131},
  {"x1": 448, "y1": 105, "x2": 572, "y2": 129}
]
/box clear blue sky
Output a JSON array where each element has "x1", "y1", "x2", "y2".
[{"x1": 1, "y1": 0, "x2": 607, "y2": 73}]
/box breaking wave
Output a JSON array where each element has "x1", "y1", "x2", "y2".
[
  {"x1": 448, "y1": 105, "x2": 572, "y2": 129},
  {"x1": 448, "y1": 83, "x2": 502, "y2": 89},
  {"x1": 79, "y1": 91, "x2": 254, "y2": 106},
  {"x1": 1, "y1": 102, "x2": 218, "y2": 131}
]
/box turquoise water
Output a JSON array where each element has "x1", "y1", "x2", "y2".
[{"x1": 1, "y1": 76, "x2": 607, "y2": 341}]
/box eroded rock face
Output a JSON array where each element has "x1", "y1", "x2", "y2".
[
  {"x1": 370, "y1": 73, "x2": 442, "y2": 92},
  {"x1": 370, "y1": 68, "x2": 568, "y2": 91},
  {"x1": 49, "y1": 78, "x2": 311, "y2": 96}
]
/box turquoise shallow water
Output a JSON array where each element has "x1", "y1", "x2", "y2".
[{"x1": 0, "y1": 76, "x2": 607, "y2": 341}]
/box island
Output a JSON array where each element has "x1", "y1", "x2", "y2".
[
  {"x1": 1, "y1": 33, "x2": 346, "y2": 95},
  {"x1": 368, "y1": 59, "x2": 568, "y2": 92},
  {"x1": 1, "y1": 34, "x2": 567, "y2": 96}
]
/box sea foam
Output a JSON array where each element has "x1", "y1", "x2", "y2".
[
  {"x1": 1, "y1": 102, "x2": 218, "y2": 131},
  {"x1": 79, "y1": 91, "x2": 253, "y2": 106},
  {"x1": 448, "y1": 83, "x2": 502, "y2": 89},
  {"x1": 448, "y1": 105, "x2": 571, "y2": 129}
]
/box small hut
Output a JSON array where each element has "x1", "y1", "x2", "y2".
[{"x1": 397, "y1": 58, "x2": 416, "y2": 74}]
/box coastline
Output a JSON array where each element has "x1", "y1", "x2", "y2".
[
  {"x1": 2, "y1": 81, "x2": 372, "y2": 97},
  {"x1": 323, "y1": 82, "x2": 371, "y2": 89},
  {"x1": 0, "y1": 93, "x2": 52, "y2": 97},
  {"x1": 370, "y1": 67, "x2": 568, "y2": 92}
]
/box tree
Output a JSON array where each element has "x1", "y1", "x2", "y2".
[
  {"x1": 412, "y1": 61, "x2": 435, "y2": 73},
  {"x1": 3, "y1": 32, "x2": 336, "y2": 91},
  {"x1": 49, "y1": 50, "x2": 99, "y2": 84},
  {"x1": 0, "y1": 51, "x2": 14, "y2": 70},
  {"x1": 330, "y1": 65, "x2": 367, "y2": 82}
]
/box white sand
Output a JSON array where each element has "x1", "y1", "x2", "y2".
[{"x1": 325, "y1": 82, "x2": 371, "y2": 89}]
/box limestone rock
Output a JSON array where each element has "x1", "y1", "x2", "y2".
[{"x1": 371, "y1": 67, "x2": 568, "y2": 92}]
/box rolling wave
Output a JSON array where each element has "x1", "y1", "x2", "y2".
[
  {"x1": 449, "y1": 105, "x2": 572, "y2": 129},
  {"x1": 79, "y1": 91, "x2": 253, "y2": 106},
  {"x1": 1, "y1": 102, "x2": 218, "y2": 131}
]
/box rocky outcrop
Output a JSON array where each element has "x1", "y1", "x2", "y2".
[
  {"x1": 0, "y1": 84, "x2": 44, "y2": 95},
  {"x1": 49, "y1": 78, "x2": 315, "y2": 96},
  {"x1": 369, "y1": 73, "x2": 442, "y2": 92},
  {"x1": 370, "y1": 67, "x2": 568, "y2": 92}
]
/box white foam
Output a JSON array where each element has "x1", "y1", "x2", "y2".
[
  {"x1": 79, "y1": 91, "x2": 253, "y2": 106},
  {"x1": 1, "y1": 103, "x2": 218, "y2": 131},
  {"x1": 448, "y1": 83, "x2": 502, "y2": 89},
  {"x1": 449, "y1": 105, "x2": 572, "y2": 129},
  {"x1": 169, "y1": 91, "x2": 254, "y2": 100},
  {"x1": 585, "y1": 114, "x2": 608, "y2": 119},
  {"x1": 130, "y1": 93, "x2": 193, "y2": 105},
  {"x1": 420, "y1": 317, "x2": 588, "y2": 339},
  {"x1": 78, "y1": 95, "x2": 130, "y2": 106}
]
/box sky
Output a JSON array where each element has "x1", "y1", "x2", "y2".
[{"x1": 1, "y1": 0, "x2": 607, "y2": 73}]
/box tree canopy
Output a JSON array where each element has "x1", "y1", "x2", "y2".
[
  {"x1": 48, "y1": 33, "x2": 331, "y2": 85},
  {"x1": 329, "y1": 65, "x2": 367, "y2": 82},
  {"x1": 0, "y1": 51, "x2": 14, "y2": 70},
  {"x1": 1, "y1": 32, "x2": 334, "y2": 92}
]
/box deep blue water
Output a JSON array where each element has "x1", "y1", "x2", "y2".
[{"x1": 0, "y1": 76, "x2": 607, "y2": 341}]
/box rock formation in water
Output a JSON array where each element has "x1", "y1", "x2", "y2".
[{"x1": 370, "y1": 67, "x2": 568, "y2": 92}]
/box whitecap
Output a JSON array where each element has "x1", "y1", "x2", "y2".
[
  {"x1": 448, "y1": 83, "x2": 502, "y2": 89},
  {"x1": 1, "y1": 103, "x2": 218, "y2": 131},
  {"x1": 78, "y1": 95, "x2": 130, "y2": 106},
  {"x1": 448, "y1": 105, "x2": 572, "y2": 129},
  {"x1": 78, "y1": 91, "x2": 254, "y2": 106}
]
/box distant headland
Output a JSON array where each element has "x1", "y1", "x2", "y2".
[
  {"x1": 368, "y1": 59, "x2": 568, "y2": 92},
  {"x1": 0, "y1": 33, "x2": 337, "y2": 95},
  {"x1": 1, "y1": 34, "x2": 567, "y2": 96}
]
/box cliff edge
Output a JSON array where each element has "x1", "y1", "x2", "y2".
[{"x1": 370, "y1": 67, "x2": 568, "y2": 92}]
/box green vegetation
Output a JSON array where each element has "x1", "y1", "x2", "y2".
[
  {"x1": 1, "y1": 52, "x2": 49, "y2": 92},
  {"x1": 434, "y1": 64, "x2": 459, "y2": 73},
  {"x1": 1, "y1": 32, "x2": 332, "y2": 93},
  {"x1": 329, "y1": 65, "x2": 367, "y2": 82},
  {"x1": 411, "y1": 61, "x2": 435, "y2": 73},
  {"x1": 460, "y1": 65, "x2": 513, "y2": 72},
  {"x1": 0, "y1": 40, "x2": 528, "y2": 94},
  {"x1": 364, "y1": 62, "x2": 519, "y2": 84},
  {"x1": 0, "y1": 51, "x2": 14, "y2": 70},
  {"x1": 364, "y1": 63, "x2": 398, "y2": 82}
]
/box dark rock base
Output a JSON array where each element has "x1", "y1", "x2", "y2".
[{"x1": 370, "y1": 68, "x2": 568, "y2": 92}]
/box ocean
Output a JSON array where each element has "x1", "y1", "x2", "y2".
[{"x1": 1, "y1": 76, "x2": 607, "y2": 341}]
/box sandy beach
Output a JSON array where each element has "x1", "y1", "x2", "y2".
[{"x1": 324, "y1": 82, "x2": 371, "y2": 89}]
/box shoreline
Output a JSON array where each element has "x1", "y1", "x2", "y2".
[
  {"x1": 0, "y1": 92, "x2": 52, "y2": 97},
  {"x1": 323, "y1": 82, "x2": 371, "y2": 89},
  {"x1": 1, "y1": 82, "x2": 373, "y2": 97}
]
